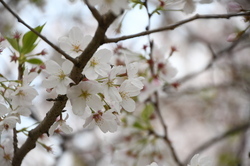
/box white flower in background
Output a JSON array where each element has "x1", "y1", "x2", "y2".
[
  {"x1": 157, "y1": 61, "x2": 177, "y2": 82},
  {"x1": 0, "y1": 104, "x2": 9, "y2": 117},
  {"x1": 83, "y1": 49, "x2": 112, "y2": 80},
  {"x1": 126, "y1": 62, "x2": 144, "y2": 90},
  {"x1": 42, "y1": 60, "x2": 74, "y2": 94},
  {"x1": 0, "y1": 116, "x2": 18, "y2": 132},
  {"x1": 22, "y1": 69, "x2": 38, "y2": 86},
  {"x1": 138, "y1": 79, "x2": 163, "y2": 102},
  {"x1": 102, "y1": 66, "x2": 125, "y2": 102},
  {"x1": 227, "y1": 2, "x2": 243, "y2": 13},
  {"x1": 183, "y1": 0, "x2": 196, "y2": 14},
  {"x1": 147, "y1": 162, "x2": 159, "y2": 166},
  {"x1": 188, "y1": 154, "x2": 211, "y2": 166},
  {"x1": 58, "y1": 27, "x2": 92, "y2": 58},
  {"x1": 67, "y1": 81, "x2": 103, "y2": 116},
  {"x1": 119, "y1": 80, "x2": 141, "y2": 112},
  {"x1": 10, "y1": 85, "x2": 38, "y2": 108},
  {"x1": 0, "y1": 140, "x2": 13, "y2": 166},
  {"x1": 0, "y1": 33, "x2": 8, "y2": 54},
  {"x1": 49, "y1": 114, "x2": 73, "y2": 136},
  {"x1": 11, "y1": 106, "x2": 32, "y2": 123},
  {"x1": 88, "y1": 0, "x2": 129, "y2": 15},
  {"x1": 83, "y1": 108, "x2": 118, "y2": 133}
]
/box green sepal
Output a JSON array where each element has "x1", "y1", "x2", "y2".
[{"x1": 26, "y1": 58, "x2": 43, "y2": 65}]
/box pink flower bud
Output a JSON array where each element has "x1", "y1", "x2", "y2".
[
  {"x1": 227, "y1": 32, "x2": 241, "y2": 42},
  {"x1": 227, "y1": 2, "x2": 243, "y2": 13}
]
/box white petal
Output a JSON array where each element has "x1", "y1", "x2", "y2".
[
  {"x1": 121, "y1": 98, "x2": 135, "y2": 112},
  {"x1": 62, "y1": 60, "x2": 73, "y2": 74}
]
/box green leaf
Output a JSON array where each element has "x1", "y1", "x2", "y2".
[
  {"x1": 141, "y1": 103, "x2": 154, "y2": 122},
  {"x1": 6, "y1": 37, "x2": 20, "y2": 51},
  {"x1": 26, "y1": 58, "x2": 43, "y2": 65},
  {"x1": 133, "y1": 121, "x2": 145, "y2": 130},
  {"x1": 21, "y1": 24, "x2": 45, "y2": 54}
]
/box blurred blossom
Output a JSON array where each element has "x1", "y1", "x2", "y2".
[
  {"x1": 227, "y1": 1, "x2": 243, "y2": 13},
  {"x1": 88, "y1": 0, "x2": 129, "y2": 15},
  {"x1": 188, "y1": 154, "x2": 211, "y2": 166}
]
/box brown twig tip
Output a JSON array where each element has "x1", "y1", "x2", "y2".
[
  {"x1": 0, "y1": 0, "x2": 77, "y2": 64},
  {"x1": 105, "y1": 12, "x2": 250, "y2": 43}
]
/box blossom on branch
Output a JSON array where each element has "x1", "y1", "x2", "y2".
[
  {"x1": 9, "y1": 85, "x2": 38, "y2": 109},
  {"x1": 58, "y1": 27, "x2": 92, "y2": 58},
  {"x1": 88, "y1": 0, "x2": 129, "y2": 15},
  {"x1": 49, "y1": 114, "x2": 73, "y2": 136},
  {"x1": 83, "y1": 49, "x2": 112, "y2": 80},
  {"x1": 42, "y1": 60, "x2": 74, "y2": 94},
  {"x1": 83, "y1": 108, "x2": 118, "y2": 133},
  {"x1": 67, "y1": 81, "x2": 103, "y2": 116}
]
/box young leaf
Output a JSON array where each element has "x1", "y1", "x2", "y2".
[
  {"x1": 21, "y1": 24, "x2": 45, "y2": 54},
  {"x1": 6, "y1": 37, "x2": 20, "y2": 51},
  {"x1": 141, "y1": 103, "x2": 154, "y2": 123},
  {"x1": 26, "y1": 58, "x2": 43, "y2": 65}
]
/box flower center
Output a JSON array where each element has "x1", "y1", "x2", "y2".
[{"x1": 79, "y1": 90, "x2": 91, "y2": 99}]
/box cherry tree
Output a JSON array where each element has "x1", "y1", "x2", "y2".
[{"x1": 0, "y1": 0, "x2": 250, "y2": 166}]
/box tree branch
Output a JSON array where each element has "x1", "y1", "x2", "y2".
[
  {"x1": 0, "y1": 0, "x2": 77, "y2": 64},
  {"x1": 104, "y1": 12, "x2": 250, "y2": 43},
  {"x1": 84, "y1": 0, "x2": 102, "y2": 23},
  {"x1": 10, "y1": 9, "x2": 117, "y2": 166},
  {"x1": 183, "y1": 121, "x2": 250, "y2": 165}
]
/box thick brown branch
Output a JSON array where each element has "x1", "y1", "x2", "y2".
[
  {"x1": 84, "y1": 0, "x2": 102, "y2": 23},
  {"x1": 105, "y1": 12, "x2": 250, "y2": 43},
  {"x1": 10, "y1": 9, "x2": 117, "y2": 166},
  {"x1": 0, "y1": 0, "x2": 77, "y2": 64},
  {"x1": 12, "y1": 95, "x2": 68, "y2": 166}
]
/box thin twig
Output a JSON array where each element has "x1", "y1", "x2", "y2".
[
  {"x1": 143, "y1": 1, "x2": 182, "y2": 165},
  {"x1": 0, "y1": 0, "x2": 77, "y2": 64},
  {"x1": 105, "y1": 12, "x2": 250, "y2": 43},
  {"x1": 183, "y1": 121, "x2": 250, "y2": 165}
]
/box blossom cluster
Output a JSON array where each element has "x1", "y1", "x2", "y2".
[
  {"x1": 0, "y1": 70, "x2": 38, "y2": 135},
  {"x1": 43, "y1": 27, "x2": 144, "y2": 134}
]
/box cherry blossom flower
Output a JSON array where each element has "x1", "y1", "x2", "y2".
[
  {"x1": 125, "y1": 62, "x2": 144, "y2": 90},
  {"x1": 67, "y1": 81, "x2": 103, "y2": 116},
  {"x1": 83, "y1": 49, "x2": 112, "y2": 80},
  {"x1": 42, "y1": 60, "x2": 74, "y2": 94},
  {"x1": 102, "y1": 66, "x2": 125, "y2": 102},
  {"x1": 49, "y1": 114, "x2": 73, "y2": 136},
  {"x1": 0, "y1": 116, "x2": 18, "y2": 133},
  {"x1": 88, "y1": 0, "x2": 129, "y2": 15},
  {"x1": 0, "y1": 105, "x2": 9, "y2": 117},
  {"x1": 0, "y1": 140, "x2": 13, "y2": 166},
  {"x1": 58, "y1": 27, "x2": 92, "y2": 58},
  {"x1": 119, "y1": 80, "x2": 141, "y2": 112},
  {"x1": 9, "y1": 85, "x2": 38, "y2": 108},
  {"x1": 188, "y1": 154, "x2": 211, "y2": 166},
  {"x1": 83, "y1": 108, "x2": 118, "y2": 133}
]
